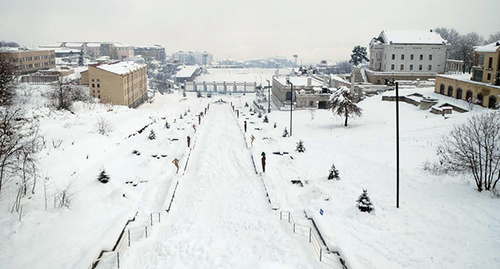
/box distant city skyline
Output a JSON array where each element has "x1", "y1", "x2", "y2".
[{"x1": 1, "y1": 0, "x2": 498, "y2": 64}]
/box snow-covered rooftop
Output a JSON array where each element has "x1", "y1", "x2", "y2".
[
  {"x1": 86, "y1": 43, "x2": 101, "y2": 48},
  {"x1": 96, "y1": 61, "x2": 146, "y2": 75},
  {"x1": 176, "y1": 65, "x2": 200, "y2": 78},
  {"x1": 381, "y1": 30, "x2": 449, "y2": 45},
  {"x1": 64, "y1": 42, "x2": 84, "y2": 48},
  {"x1": 475, "y1": 41, "x2": 500, "y2": 53},
  {"x1": 274, "y1": 76, "x2": 324, "y2": 87}
]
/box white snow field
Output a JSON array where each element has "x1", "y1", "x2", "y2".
[
  {"x1": 0, "y1": 74, "x2": 499, "y2": 269},
  {"x1": 122, "y1": 103, "x2": 327, "y2": 269}
]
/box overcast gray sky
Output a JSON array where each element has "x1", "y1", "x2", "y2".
[{"x1": 1, "y1": 0, "x2": 498, "y2": 64}]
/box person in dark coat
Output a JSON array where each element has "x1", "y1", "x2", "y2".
[
  {"x1": 244, "y1": 121, "x2": 247, "y2": 133},
  {"x1": 187, "y1": 135, "x2": 191, "y2": 147},
  {"x1": 261, "y1": 152, "x2": 266, "y2": 172}
]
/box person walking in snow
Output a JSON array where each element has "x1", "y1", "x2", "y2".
[
  {"x1": 250, "y1": 134, "x2": 255, "y2": 147},
  {"x1": 236, "y1": 109, "x2": 239, "y2": 118},
  {"x1": 172, "y1": 158, "x2": 180, "y2": 174},
  {"x1": 244, "y1": 121, "x2": 247, "y2": 133},
  {"x1": 198, "y1": 114, "x2": 201, "y2": 125},
  {"x1": 261, "y1": 152, "x2": 266, "y2": 173},
  {"x1": 187, "y1": 135, "x2": 191, "y2": 148},
  {"x1": 192, "y1": 124, "x2": 196, "y2": 132}
]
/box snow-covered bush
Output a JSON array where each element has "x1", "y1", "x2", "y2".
[
  {"x1": 179, "y1": 114, "x2": 183, "y2": 119},
  {"x1": 97, "y1": 169, "x2": 110, "y2": 184},
  {"x1": 296, "y1": 140, "x2": 306, "y2": 152},
  {"x1": 328, "y1": 164, "x2": 340, "y2": 180},
  {"x1": 148, "y1": 130, "x2": 156, "y2": 140},
  {"x1": 96, "y1": 117, "x2": 113, "y2": 136},
  {"x1": 356, "y1": 189, "x2": 374, "y2": 213}
]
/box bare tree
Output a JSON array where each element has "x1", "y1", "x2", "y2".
[
  {"x1": 329, "y1": 86, "x2": 362, "y2": 127},
  {"x1": 437, "y1": 112, "x2": 500, "y2": 192},
  {"x1": 0, "y1": 107, "x2": 40, "y2": 196},
  {"x1": 434, "y1": 28, "x2": 462, "y2": 60},
  {"x1": 0, "y1": 53, "x2": 17, "y2": 106},
  {"x1": 486, "y1": 31, "x2": 500, "y2": 44},
  {"x1": 459, "y1": 32, "x2": 484, "y2": 72}
]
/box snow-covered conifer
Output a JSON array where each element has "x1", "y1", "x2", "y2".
[
  {"x1": 328, "y1": 164, "x2": 340, "y2": 180},
  {"x1": 356, "y1": 189, "x2": 374, "y2": 213},
  {"x1": 97, "y1": 169, "x2": 110, "y2": 184},
  {"x1": 148, "y1": 130, "x2": 156, "y2": 140},
  {"x1": 296, "y1": 140, "x2": 306, "y2": 153},
  {"x1": 329, "y1": 86, "x2": 362, "y2": 127}
]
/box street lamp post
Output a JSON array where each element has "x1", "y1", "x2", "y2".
[
  {"x1": 266, "y1": 79, "x2": 271, "y2": 113},
  {"x1": 395, "y1": 82, "x2": 400, "y2": 208},
  {"x1": 286, "y1": 77, "x2": 293, "y2": 137}
]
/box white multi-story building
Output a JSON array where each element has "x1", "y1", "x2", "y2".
[{"x1": 367, "y1": 30, "x2": 450, "y2": 84}]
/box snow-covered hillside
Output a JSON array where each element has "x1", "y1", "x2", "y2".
[{"x1": 0, "y1": 82, "x2": 498, "y2": 269}]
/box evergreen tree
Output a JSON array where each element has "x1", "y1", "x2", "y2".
[
  {"x1": 296, "y1": 140, "x2": 306, "y2": 152},
  {"x1": 148, "y1": 130, "x2": 156, "y2": 140},
  {"x1": 97, "y1": 169, "x2": 110, "y2": 183},
  {"x1": 349, "y1": 45, "x2": 369, "y2": 66},
  {"x1": 329, "y1": 86, "x2": 362, "y2": 127},
  {"x1": 356, "y1": 189, "x2": 374, "y2": 212},
  {"x1": 263, "y1": 115, "x2": 269, "y2": 123},
  {"x1": 165, "y1": 120, "x2": 170, "y2": 129},
  {"x1": 282, "y1": 127, "x2": 289, "y2": 137},
  {"x1": 328, "y1": 164, "x2": 340, "y2": 180}
]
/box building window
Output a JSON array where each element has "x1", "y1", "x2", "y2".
[
  {"x1": 391, "y1": 64, "x2": 395, "y2": 70},
  {"x1": 447, "y1": 86, "x2": 453, "y2": 97},
  {"x1": 98, "y1": 95, "x2": 101, "y2": 99},
  {"x1": 392, "y1": 54, "x2": 395, "y2": 60},
  {"x1": 410, "y1": 54, "x2": 414, "y2": 60},
  {"x1": 419, "y1": 65, "x2": 423, "y2": 70},
  {"x1": 409, "y1": 65, "x2": 413, "y2": 71},
  {"x1": 429, "y1": 55, "x2": 433, "y2": 60},
  {"x1": 428, "y1": 65, "x2": 432, "y2": 71},
  {"x1": 456, "y1": 88, "x2": 463, "y2": 100},
  {"x1": 97, "y1": 84, "x2": 100, "y2": 88},
  {"x1": 401, "y1": 54, "x2": 405, "y2": 60},
  {"x1": 487, "y1": 73, "x2": 491, "y2": 80},
  {"x1": 439, "y1": 84, "x2": 445, "y2": 94},
  {"x1": 477, "y1": 93, "x2": 484, "y2": 105},
  {"x1": 92, "y1": 79, "x2": 95, "y2": 82},
  {"x1": 466, "y1": 90, "x2": 473, "y2": 101},
  {"x1": 420, "y1": 54, "x2": 423, "y2": 60},
  {"x1": 400, "y1": 64, "x2": 404, "y2": 71},
  {"x1": 488, "y1": 57, "x2": 493, "y2": 68},
  {"x1": 92, "y1": 84, "x2": 95, "y2": 88}
]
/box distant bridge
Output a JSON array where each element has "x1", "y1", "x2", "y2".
[{"x1": 185, "y1": 81, "x2": 257, "y2": 93}]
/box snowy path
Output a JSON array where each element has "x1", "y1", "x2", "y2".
[{"x1": 123, "y1": 103, "x2": 323, "y2": 268}]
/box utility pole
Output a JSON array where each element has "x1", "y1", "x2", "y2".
[{"x1": 395, "y1": 82, "x2": 400, "y2": 208}]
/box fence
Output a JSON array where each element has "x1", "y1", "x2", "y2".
[
  {"x1": 90, "y1": 105, "x2": 210, "y2": 269},
  {"x1": 89, "y1": 212, "x2": 162, "y2": 269},
  {"x1": 279, "y1": 211, "x2": 347, "y2": 269}
]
